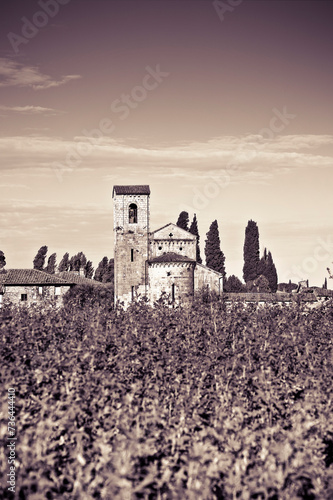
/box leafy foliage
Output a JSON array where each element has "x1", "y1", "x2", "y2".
[
  {"x1": 224, "y1": 274, "x2": 246, "y2": 292},
  {"x1": 84, "y1": 260, "x2": 94, "y2": 279},
  {"x1": 189, "y1": 214, "x2": 202, "y2": 264},
  {"x1": 69, "y1": 252, "x2": 87, "y2": 272},
  {"x1": 205, "y1": 220, "x2": 226, "y2": 279},
  {"x1": 278, "y1": 281, "x2": 298, "y2": 293},
  {"x1": 246, "y1": 274, "x2": 271, "y2": 292},
  {"x1": 0, "y1": 250, "x2": 6, "y2": 270},
  {"x1": 243, "y1": 220, "x2": 260, "y2": 283},
  {"x1": 45, "y1": 252, "x2": 57, "y2": 274},
  {"x1": 58, "y1": 252, "x2": 70, "y2": 272},
  {"x1": 1, "y1": 296, "x2": 332, "y2": 499},
  {"x1": 258, "y1": 248, "x2": 278, "y2": 293},
  {"x1": 94, "y1": 257, "x2": 114, "y2": 283},
  {"x1": 176, "y1": 211, "x2": 189, "y2": 231},
  {"x1": 33, "y1": 245, "x2": 48, "y2": 271}
]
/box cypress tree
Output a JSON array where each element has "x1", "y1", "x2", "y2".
[
  {"x1": 189, "y1": 214, "x2": 202, "y2": 264},
  {"x1": 243, "y1": 220, "x2": 260, "y2": 283},
  {"x1": 69, "y1": 252, "x2": 87, "y2": 272},
  {"x1": 94, "y1": 256, "x2": 109, "y2": 282},
  {"x1": 45, "y1": 253, "x2": 57, "y2": 274},
  {"x1": 103, "y1": 258, "x2": 114, "y2": 283},
  {"x1": 58, "y1": 252, "x2": 70, "y2": 272},
  {"x1": 266, "y1": 251, "x2": 278, "y2": 292},
  {"x1": 0, "y1": 250, "x2": 6, "y2": 271},
  {"x1": 204, "y1": 220, "x2": 226, "y2": 279},
  {"x1": 256, "y1": 247, "x2": 278, "y2": 292},
  {"x1": 84, "y1": 260, "x2": 94, "y2": 279},
  {"x1": 176, "y1": 211, "x2": 189, "y2": 231},
  {"x1": 33, "y1": 246, "x2": 48, "y2": 271}
]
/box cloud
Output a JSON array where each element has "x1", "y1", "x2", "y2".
[
  {"x1": 0, "y1": 105, "x2": 63, "y2": 115},
  {"x1": 0, "y1": 134, "x2": 332, "y2": 186},
  {"x1": 0, "y1": 58, "x2": 81, "y2": 90},
  {"x1": 0, "y1": 183, "x2": 31, "y2": 190}
]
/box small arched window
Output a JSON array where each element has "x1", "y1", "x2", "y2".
[{"x1": 129, "y1": 203, "x2": 137, "y2": 224}]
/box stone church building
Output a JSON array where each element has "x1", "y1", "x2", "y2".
[{"x1": 113, "y1": 185, "x2": 223, "y2": 306}]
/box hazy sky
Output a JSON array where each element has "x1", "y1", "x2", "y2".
[{"x1": 1, "y1": 0, "x2": 333, "y2": 286}]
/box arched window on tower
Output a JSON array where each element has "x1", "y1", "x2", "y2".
[{"x1": 129, "y1": 203, "x2": 137, "y2": 224}]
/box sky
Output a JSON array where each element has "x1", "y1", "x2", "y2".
[{"x1": 1, "y1": 0, "x2": 333, "y2": 287}]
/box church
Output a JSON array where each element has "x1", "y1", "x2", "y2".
[{"x1": 113, "y1": 185, "x2": 223, "y2": 306}]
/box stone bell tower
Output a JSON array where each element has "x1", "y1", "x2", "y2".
[{"x1": 112, "y1": 185, "x2": 150, "y2": 305}]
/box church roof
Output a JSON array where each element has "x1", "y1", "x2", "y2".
[
  {"x1": 150, "y1": 223, "x2": 196, "y2": 240},
  {"x1": 149, "y1": 252, "x2": 196, "y2": 263},
  {"x1": 113, "y1": 185, "x2": 150, "y2": 196}
]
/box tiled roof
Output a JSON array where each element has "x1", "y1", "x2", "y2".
[
  {"x1": 57, "y1": 272, "x2": 107, "y2": 286},
  {"x1": 0, "y1": 269, "x2": 72, "y2": 285},
  {"x1": 113, "y1": 185, "x2": 150, "y2": 196},
  {"x1": 149, "y1": 252, "x2": 195, "y2": 263},
  {"x1": 223, "y1": 292, "x2": 294, "y2": 302}
]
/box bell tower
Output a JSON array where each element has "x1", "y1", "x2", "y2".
[{"x1": 112, "y1": 185, "x2": 150, "y2": 305}]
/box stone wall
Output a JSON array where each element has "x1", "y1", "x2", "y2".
[
  {"x1": 194, "y1": 263, "x2": 223, "y2": 295},
  {"x1": 1, "y1": 285, "x2": 71, "y2": 307},
  {"x1": 148, "y1": 261, "x2": 195, "y2": 304},
  {"x1": 113, "y1": 193, "x2": 149, "y2": 303},
  {"x1": 149, "y1": 238, "x2": 196, "y2": 260}
]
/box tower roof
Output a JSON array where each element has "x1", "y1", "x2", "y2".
[{"x1": 113, "y1": 185, "x2": 150, "y2": 196}]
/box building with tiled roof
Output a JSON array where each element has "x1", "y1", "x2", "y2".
[
  {"x1": 0, "y1": 269, "x2": 73, "y2": 307},
  {"x1": 57, "y1": 271, "x2": 108, "y2": 287},
  {"x1": 0, "y1": 269, "x2": 73, "y2": 285},
  {"x1": 0, "y1": 269, "x2": 105, "y2": 307},
  {"x1": 113, "y1": 185, "x2": 223, "y2": 306}
]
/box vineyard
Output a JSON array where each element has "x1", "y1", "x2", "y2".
[{"x1": 1, "y1": 292, "x2": 333, "y2": 499}]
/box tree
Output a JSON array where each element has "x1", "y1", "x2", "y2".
[
  {"x1": 103, "y1": 258, "x2": 114, "y2": 283},
  {"x1": 69, "y1": 252, "x2": 87, "y2": 272},
  {"x1": 176, "y1": 211, "x2": 189, "y2": 231},
  {"x1": 323, "y1": 277, "x2": 327, "y2": 289},
  {"x1": 265, "y1": 251, "x2": 278, "y2": 292},
  {"x1": 243, "y1": 220, "x2": 260, "y2": 283},
  {"x1": 33, "y1": 246, "x2": 48, "y2": 271},
  {"x1": 277, "y1": 280, "x2": 297, "y2": 293},
  {"x1": 45, "y1": 253, "x2": 57, "y2": 274},
  {"x1": 224, "y1": 275, "x2": 246, "y2": 292},
  {"x1": 94, "y1": 257, "x2": 114, "y2": 283},
  {"x1": 189, "y1": 214, "x2": 202, "y2": 264},
  {"x1": 257, "y1": 247, "x2": 267, "y2": 277},
  {"x1": 84, "y1": 260, "x2": 94, "y2": 279},
  {"x1": 0, "y1": 250, "x2": 6, "y2": 271},
  {"x1": 246, "y1": 274, "x2": 270, "y2": 292},
  {"x1": 257, "y1": 248, "x2": 278, "y2": 292},
  {"x1": 204, "y1": 220, "x2": 226, "y2": 279},
  {"x1": 94, "y1": 257, "x2": 109, "y2": 282},
  {"x1": 58, "y1": 252, "x2": 70, "y2": 272}
]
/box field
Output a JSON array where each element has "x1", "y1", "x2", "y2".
[{"x1": 1, "y1": 293, "x2": 333, "y2": 499}]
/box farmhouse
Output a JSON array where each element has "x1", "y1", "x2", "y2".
[
  {"x1": 113, "y1": 185, "x2": 223, "y2": 306},
  {"x1": 0, "y1": 269, "x2": 106, "y2": 307},
  {"x1": 0, "y1": 269, "x2": 73, "y2": 307}
]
